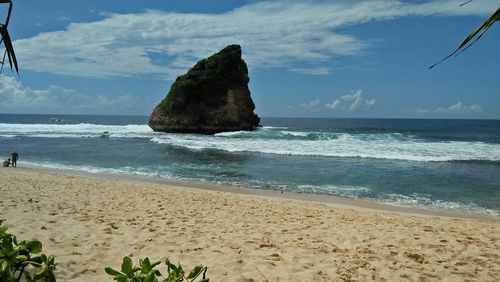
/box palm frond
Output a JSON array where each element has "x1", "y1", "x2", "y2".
[
  {"x1": 429, "y1": 8, "x2": 500, "y2": 69},
  {"x1": 0, "y1": 26, "x2": 18, "y2": 74},
  {"x1": 0, "y1": 0, "x2": 18, "y2": 75},
  {"x1": 459, "y1": 0, "x2": 473, "y2": 7},
  {"x1": 0, "y1": 50, "x2": 6, "y2": 73}
]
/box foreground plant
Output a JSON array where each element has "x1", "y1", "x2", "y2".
[
  {"x1": 105, "y1": 256, "x2": 209, "y2": 282},
  {"x1": 0, "y1": 220, "x2": 56, "y2": 282},
  {"x1": 429, "y1": 6, "x2": 499, "y2": 69}
]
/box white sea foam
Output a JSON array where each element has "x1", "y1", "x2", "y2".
[
  {"x1": 297, "y1": 184, "x2": 371, "y2": 197},
  {"x1": 151, "y1": 130, "x2": 500, "y2": 162},
  {"x1": 296, "y1": 186, "x2": 498, "y2": 215},
  {"x1": 214, "y1": 131, "x2": 246, "y2": 137},
  {"x1": 262, "y1": 126, "x2": 288, "y2": 129},
  {"x1": 3, "y1": 123, "x2": 500, "y2": 162},
  {"x1": 281, "y1": 131, "x2": 309, "y2": 137},
  {"x1": 0, "y1": 123, "x2": 156, "y2": 138},
  {"x1": 21, "y1": 161, "x2": 178, "y2": 180},
  {"x1": 381, "y1": 193, "x2": 500, "y2": 216}
]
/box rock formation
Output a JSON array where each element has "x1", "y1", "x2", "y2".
[{"x1": 149, "y1": 44, "x2": 260, "y2": 134}]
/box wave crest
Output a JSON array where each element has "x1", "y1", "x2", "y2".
[
  {"x1": 2, "y1": 123, "x2": 499, "y2": 162},
  {"x1": 151, "y1": 128, "x2": 500, "y2": 162}
]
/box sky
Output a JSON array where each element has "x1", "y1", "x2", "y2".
[{"x1": 0, "y1": 0, "x2": 499, "y2": 118}]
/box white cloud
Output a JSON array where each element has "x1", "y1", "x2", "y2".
[
  {"x1": 290, "y1": 67, "x2": 331, "y2": 75},
  {"x1": 0, "y1": 75, "x2": 146, "y2": 114},
  {"x1": 365, "y1": 99, "x2": 376, "y2": 107},
  {"x1": 13, "y1": 0, "x2": 496, "y2": 78},
  {"x1": 299, "y1": 99, "x2": 321, "y2": 111},
  {"x1": 325, "y1": 89, "x2": 376, "y2": 111},
  {"x1": 416, "y1": 102, "x2": 483, "y2": 114},
  {"x1": 325, "y1": 99, "x2": 342, "y2": 110},
  {"x1": 299, "y1": 89, "x2": 375, "y2": 112}
]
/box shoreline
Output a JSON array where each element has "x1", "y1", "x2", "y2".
[
  {"x1": 1, "y1": 167, "x2": 499, "y2": 281},
  {"x1": 22, "y1": 165, "x2": 500, "y2": 223}
]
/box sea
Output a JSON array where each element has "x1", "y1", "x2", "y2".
[{"x1": 1, "y1": 114, "x2": 499, "y2": 216}]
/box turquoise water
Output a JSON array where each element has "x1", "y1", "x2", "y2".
[{"x1": 1, "y1": 114, "x2": 499, "y2": 215}]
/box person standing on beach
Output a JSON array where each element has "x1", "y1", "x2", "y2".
[{"x1": 11, "y1": 150, "x2": 18, "y2": 167}]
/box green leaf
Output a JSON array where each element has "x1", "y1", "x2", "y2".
[
  {"x1": 132, "y1": 266, "x2": 142, "y2": 272},
  {"x1": 154, "y1": 269, "x2": 161, "y2": 276},
  {"x1": 121, "y1": 256, "x2": 133, "y2": 276},
  {"x1": 15, "y1": 255, "x2": 28, "y2": 262},
  {"x1": 1, "y1": 260, "x2": 9, "y2": 273},
  {"x1": 11, "y1": 234, "x2": 17, "y2": 245},
  {"x1": 47, "y1": 255, "x2": 57, "y2": 270},
  {"x1": 1, "y1": 237, "x2": 13, "y2": 253},
  {"x1": 105, "y1": 267, "x2": 123, "y2": 276},
  {"x1": 141, "y1": 257, "x2": 152, "y2": 273},
  {"x1": 26, "y1": 240, "x2": 43, "y2": 254},
  {"x1": 186, "y1": 265, "x2": 204, "y2": 280},
  {"x1": 47, "y1": 270, "x2": 57, "y2": 282},
  {"x1": 0, "y1": 225, "x2": 8, "y2": 235},
  {"x1": 30, "y1": 254, "x2": 46, "y2": 264},
  {"x1": 15, "y1": 242, "x2": 29, "y2": 253},
  {"x1": 1, "y1": 267, "x2": 13, "y2": 281},
  {"x1": 116, "y1": 275, "x2": 128, "y2": 282},
  {"x1": 33, "y1": 265, "x2": 48, "y2": 280},
  {"x1": 144, "y1": 270, "x2": 157, "y2": 282},
  {"x1": 165, "y1": 259, "x2": 177, "y2": 273},
  {"x1": 151, "y1": 260, "x2": 161, "y2": 269}
]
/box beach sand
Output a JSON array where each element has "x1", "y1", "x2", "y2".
[{"x1": 1, "y1": 168, "x2": 499, "y2": 281}]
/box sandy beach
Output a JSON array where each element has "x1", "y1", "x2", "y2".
[{"x1": 1, "y1": 167, "x2": 499, "y2": 281}]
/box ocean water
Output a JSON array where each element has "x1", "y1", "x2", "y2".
[{"x1": 1, "y1": 114, "x2": 499, "y2": 215}]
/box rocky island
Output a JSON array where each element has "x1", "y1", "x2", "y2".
[{"x1": 149, "y1": 44, "x2": 260, "y2": 134}]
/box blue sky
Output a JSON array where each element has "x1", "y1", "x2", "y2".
[{"x1": 0, "y1": 0, "x2": 499, "y2": 118}]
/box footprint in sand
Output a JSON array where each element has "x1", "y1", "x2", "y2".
[
  {"x1": 303, "y1": 262, "x2": 314, "y2": 269},
  {"x1": 135, "y1": 244, "x2": 146, "y2": 251},
  {"x1": 423, "y1": 226, "x2": 433, "y2": 232},
  {"x1": 406, "y1": 253, "x2": 425, "y2": 263},
  {"x1": 258, "y1": 243, "x2": 277, "y2": 248},
  {"x1": 266, "y1": 253, "x2": 281, "y2": 261}
]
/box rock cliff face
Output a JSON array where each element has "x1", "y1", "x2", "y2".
[{"x1": 149, "y1": 44, "x2": 260, "y2": 134}]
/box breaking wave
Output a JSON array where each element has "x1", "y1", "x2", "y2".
[
  {"x1": 2, "y1": 123, "x2": 499, "y2": 162},
  {"x1": 152, "y1": 128, "x2": 500, "y2": 162}
]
